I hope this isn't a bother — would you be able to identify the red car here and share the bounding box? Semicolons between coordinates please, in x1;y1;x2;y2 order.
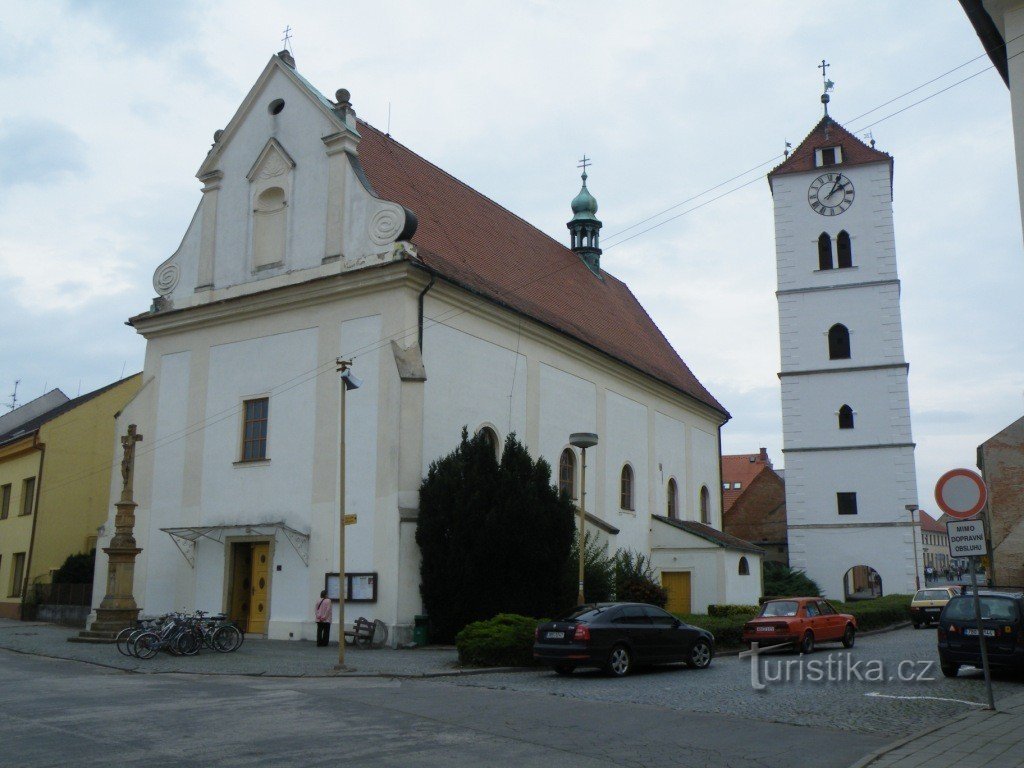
742;597;857;653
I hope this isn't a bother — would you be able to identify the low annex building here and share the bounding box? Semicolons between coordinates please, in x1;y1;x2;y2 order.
90;52;762;642
0;377;142;620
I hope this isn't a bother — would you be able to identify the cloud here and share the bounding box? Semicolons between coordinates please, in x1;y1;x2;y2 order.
0;118;87;186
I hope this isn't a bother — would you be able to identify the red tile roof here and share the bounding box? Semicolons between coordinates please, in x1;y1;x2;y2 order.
768;116;892;184
354;120;727;417
721;450;773;512
919;510;946;534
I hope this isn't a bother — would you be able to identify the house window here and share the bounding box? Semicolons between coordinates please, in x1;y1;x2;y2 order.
20;477;35;516
559;449;576;499
667;478;678;519
816;146;843;167
732;482;742;490
818;233;833;270
477;426;500;460
722;482;729;491
700;485;711;525
620;465;634;511
241;398;270;461
738;556;750;575
837;230;852;268
9;552;25;598
837;492;858;515
828;323;851;360
838;404;855;429
0;484;9;520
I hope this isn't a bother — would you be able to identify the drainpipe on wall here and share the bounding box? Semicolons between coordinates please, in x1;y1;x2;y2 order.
21;435;46;621
417;267;437;351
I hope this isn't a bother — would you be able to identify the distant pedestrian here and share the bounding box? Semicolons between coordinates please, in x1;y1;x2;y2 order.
315;590;332;647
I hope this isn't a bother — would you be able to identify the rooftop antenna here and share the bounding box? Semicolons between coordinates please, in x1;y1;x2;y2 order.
6;379;19;411
281;25;293;53
863;130;876;148
387;101;392;136
119;361;127;380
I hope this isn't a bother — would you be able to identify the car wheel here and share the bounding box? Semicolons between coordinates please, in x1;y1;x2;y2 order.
912;620;921;629
687;639;713;669
841;624;856;648
606;644;633;677
941;662;960;678
554;663;574;676
799;631;815;655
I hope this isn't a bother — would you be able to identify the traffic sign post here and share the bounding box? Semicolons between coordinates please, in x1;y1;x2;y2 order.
941;473;995;711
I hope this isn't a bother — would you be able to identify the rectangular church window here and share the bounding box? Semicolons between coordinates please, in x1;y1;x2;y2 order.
837;492;858;515
241;397;270;461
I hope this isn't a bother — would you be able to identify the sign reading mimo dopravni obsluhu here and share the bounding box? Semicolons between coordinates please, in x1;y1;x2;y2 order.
946;518;987;558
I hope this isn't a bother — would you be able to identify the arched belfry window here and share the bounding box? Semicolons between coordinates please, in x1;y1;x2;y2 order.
559;449;576;499
700;485;711;524
837;230;852;268
738;557;750;575
253;187;287;269
477;426;500;459
818;233;833;270
838;404;855;429
828;324;851;360
667;479;679;520
620;465;634;511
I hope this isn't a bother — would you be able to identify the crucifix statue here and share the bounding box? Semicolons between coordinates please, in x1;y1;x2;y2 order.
119;423;143;502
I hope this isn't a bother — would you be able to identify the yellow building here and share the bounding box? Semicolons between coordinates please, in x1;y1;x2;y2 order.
0;375;142;620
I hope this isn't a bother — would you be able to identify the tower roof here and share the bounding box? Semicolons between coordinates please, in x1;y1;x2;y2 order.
767;115;892;188
570;172;599;221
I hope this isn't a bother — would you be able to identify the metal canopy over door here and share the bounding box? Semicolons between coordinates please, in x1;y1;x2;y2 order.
662;571;692;615
249;542;271;634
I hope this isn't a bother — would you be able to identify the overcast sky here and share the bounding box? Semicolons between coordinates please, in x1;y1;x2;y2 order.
1;1;1021;515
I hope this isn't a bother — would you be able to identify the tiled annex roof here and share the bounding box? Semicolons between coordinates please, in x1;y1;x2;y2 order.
652;515;764;554
721;452;773;512
354;120;728;417
919;510;947;534
767;116;892;184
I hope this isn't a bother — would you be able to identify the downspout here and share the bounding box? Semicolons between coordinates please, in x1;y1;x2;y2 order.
417;268;436;351
21;435;45;620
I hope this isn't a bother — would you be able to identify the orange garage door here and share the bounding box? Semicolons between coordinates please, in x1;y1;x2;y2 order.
662;571;692;615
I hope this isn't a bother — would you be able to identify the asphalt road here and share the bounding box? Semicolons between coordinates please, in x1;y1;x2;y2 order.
2;649;883;768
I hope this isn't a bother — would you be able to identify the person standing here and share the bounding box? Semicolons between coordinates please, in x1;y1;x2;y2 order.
315;590;333;647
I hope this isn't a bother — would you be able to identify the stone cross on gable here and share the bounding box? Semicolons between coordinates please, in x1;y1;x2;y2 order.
119;423;143;502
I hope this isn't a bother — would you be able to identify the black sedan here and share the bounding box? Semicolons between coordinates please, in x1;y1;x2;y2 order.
533;602;714;676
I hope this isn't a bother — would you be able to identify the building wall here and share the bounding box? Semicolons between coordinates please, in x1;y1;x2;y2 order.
723;471;788;565
0;440;42;619
30;376;143;589
979;416;1024;587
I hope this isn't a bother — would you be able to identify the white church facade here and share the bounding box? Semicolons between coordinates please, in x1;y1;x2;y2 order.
769;106;922;600
90;52;762;643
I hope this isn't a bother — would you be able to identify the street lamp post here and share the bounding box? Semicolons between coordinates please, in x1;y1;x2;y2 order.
336;359;362;670
569;432;598;606
906;503;921;590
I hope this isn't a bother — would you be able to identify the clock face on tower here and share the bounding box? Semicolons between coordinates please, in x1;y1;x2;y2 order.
807;172;855;216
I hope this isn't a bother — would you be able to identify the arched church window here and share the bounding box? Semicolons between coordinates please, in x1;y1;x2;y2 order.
667;478;679;520
818;233;833;270
837;230;853;268
559;449;576;499
738;557;750;575
838;405;855;429
477;426;500;459
253;186;287;269
700;485;711;525
620;465;634;511
828;324;851;360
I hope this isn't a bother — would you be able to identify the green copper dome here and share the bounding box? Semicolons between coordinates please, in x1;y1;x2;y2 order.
570;172;599;221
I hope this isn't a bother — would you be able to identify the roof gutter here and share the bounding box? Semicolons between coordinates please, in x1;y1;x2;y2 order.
417;266;437;351
959;0;1009;87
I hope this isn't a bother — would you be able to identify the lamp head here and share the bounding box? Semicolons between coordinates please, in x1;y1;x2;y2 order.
341;370;363;391
569;432;599;449
905;504;918;513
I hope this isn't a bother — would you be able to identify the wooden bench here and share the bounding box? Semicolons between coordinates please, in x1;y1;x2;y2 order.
344;617;386;648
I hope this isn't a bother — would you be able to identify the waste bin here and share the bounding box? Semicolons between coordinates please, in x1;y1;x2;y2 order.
413;614;429;645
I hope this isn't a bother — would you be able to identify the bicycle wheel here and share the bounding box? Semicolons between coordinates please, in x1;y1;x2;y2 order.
134;631;160;660
127;628;150;658
175;631;200;656
212;624;242;653
115;626;135;657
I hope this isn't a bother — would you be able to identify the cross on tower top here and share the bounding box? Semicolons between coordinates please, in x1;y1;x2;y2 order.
577;155;591;178
282;25;293;52
818;59;829;83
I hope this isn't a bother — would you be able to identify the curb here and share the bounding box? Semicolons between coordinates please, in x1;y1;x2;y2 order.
846;711;975;768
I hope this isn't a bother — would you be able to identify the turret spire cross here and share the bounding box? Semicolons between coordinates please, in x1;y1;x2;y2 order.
282;25;293;52
577;155;591;178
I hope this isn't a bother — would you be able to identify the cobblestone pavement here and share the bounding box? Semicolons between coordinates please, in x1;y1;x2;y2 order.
0;619;460;677
444;627;1024;737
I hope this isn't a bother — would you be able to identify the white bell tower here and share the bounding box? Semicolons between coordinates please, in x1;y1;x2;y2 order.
768;89;921;600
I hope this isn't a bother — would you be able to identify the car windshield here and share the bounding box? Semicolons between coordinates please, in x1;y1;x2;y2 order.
759;601;799;617
560;606;610;622
915;590;951;601
944;596;1019;622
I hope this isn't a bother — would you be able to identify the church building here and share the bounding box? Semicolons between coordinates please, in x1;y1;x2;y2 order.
768;82;921;600
89;52;762;642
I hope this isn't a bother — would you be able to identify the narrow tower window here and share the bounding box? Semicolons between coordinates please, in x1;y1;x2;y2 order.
838;404;855;429
667;478;678;520
837;230;852;268
837;492;858;515
559;448;576;499
828;324;851;360
700;485;711;525
818;233;833;270
620;465;634;511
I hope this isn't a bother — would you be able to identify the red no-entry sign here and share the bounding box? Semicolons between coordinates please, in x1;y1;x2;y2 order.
934;468;988;519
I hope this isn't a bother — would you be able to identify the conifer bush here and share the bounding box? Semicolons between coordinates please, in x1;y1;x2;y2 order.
455;613;542;667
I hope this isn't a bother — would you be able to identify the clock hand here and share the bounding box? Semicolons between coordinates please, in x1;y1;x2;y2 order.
827;176;844;198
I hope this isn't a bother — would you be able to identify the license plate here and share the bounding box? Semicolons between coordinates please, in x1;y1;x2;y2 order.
756;626;775;632
545;631;564;639
964;628;995;637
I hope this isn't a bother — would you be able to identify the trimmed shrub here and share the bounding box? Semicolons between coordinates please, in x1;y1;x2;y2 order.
676;613;747;648
614;550;668;608
456;614;541;667
763;562;821;598
834;594;912;631
708;604;758;618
